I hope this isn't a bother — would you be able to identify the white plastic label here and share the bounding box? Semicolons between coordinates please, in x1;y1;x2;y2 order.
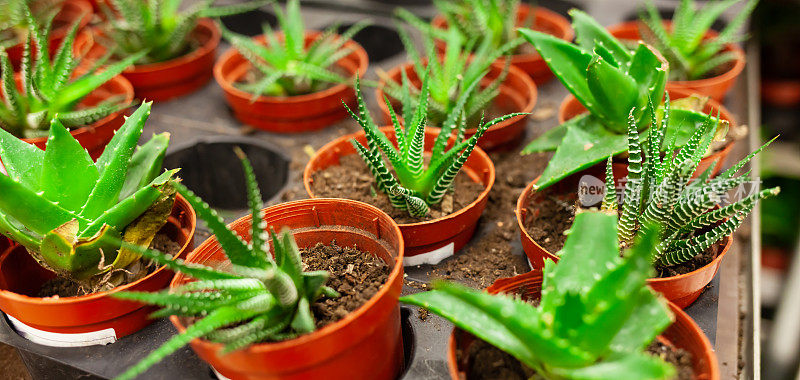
6;315;117;347
404;242;455;267
212;367;231;380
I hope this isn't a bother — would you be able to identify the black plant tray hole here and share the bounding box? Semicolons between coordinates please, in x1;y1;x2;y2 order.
163;138;290;212
219;9;278;37
334;23;404;63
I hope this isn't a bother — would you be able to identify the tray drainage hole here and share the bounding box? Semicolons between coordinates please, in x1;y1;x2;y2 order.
163;140;289;217
332;23;404;63
219;9;278;37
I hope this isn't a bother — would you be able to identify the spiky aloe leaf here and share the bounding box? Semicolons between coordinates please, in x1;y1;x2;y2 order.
120;133;170;200
0;124;44;189
39;118;100;212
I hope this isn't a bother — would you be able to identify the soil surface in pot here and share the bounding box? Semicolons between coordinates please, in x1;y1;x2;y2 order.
523;193;722;277
462;338;695;379
302;241;390;328
37;233;181;298
309;155;484;224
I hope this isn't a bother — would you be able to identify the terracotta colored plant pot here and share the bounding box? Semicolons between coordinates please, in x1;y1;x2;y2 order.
0;194;196;347
78;18;221;102
214;31;369;133
761;79;800;107
558;88;737;180
374;60;537;151
5;71;134;159
607;21;746;101
432;5;573;85
446;271;719;379
170;198;405;380
303;127;494;265
5;0;93;70
515;176;734;308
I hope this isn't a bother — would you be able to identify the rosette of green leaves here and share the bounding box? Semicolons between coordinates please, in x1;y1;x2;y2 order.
0;103;177;282
402;211;676;379
519;9;728;190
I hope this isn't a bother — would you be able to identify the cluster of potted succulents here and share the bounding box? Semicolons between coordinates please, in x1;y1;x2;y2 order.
0;0;768;378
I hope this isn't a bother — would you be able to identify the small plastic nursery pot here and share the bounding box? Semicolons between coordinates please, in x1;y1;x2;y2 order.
0;195;196;347
214;31;369;133
607;21;746;101
170;198;405;380
515;176;734;308
558;88;738;180
374;61;537;151
77;18;221;102
303;127;495;266
431;4;574;84
8;72;134;159
446;271;720;379
5;0;93;70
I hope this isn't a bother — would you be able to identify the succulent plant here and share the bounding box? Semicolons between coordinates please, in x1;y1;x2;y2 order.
0;102;177;284
1;14;142;139
385;11;518;126
399;0;528;51
601;104;780;265
519;9;729;190
219;0;368;98
0;0;61;48
349;76;524;218
402;211;676;379
112;149;338;380
639;0;758;80
99;0;267;65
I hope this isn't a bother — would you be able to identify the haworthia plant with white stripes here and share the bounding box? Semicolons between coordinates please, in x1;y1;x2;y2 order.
348;76;525;218
402;211;676;379
0;102;176;282
0;10;141;138
99;0;266;64
219;0;367;98
602;101;780;266
113;148;338;380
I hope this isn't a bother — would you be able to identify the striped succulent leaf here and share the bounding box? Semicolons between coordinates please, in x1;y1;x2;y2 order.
113;153;337;380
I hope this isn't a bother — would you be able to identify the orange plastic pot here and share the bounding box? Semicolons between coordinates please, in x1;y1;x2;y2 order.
558;87;737;180
375;60;537;151
6;0;93;70
6;72;134;159
78;18;220;102
303;127;494;265
516;177;734;308
0;195;196;346
214;31;368;133
446;271;719;379
170;198;405;380
432;5;573;85
607;21;745;101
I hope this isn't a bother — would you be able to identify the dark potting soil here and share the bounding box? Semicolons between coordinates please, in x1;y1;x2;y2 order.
309;154;485;224
37;233;181;298
302;242;390;328
523;195;721;278
463;338;695;380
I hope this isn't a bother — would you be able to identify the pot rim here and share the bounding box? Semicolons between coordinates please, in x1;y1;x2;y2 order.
515;176;735;285
606;20;746;88
121;18;221;74
169;197;404;353
302;126;496;228
213;30;369;105
374;59;538;134
0;193;196;305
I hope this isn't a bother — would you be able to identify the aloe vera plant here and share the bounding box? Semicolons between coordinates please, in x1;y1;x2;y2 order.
639;0;758;80
0;102;177;285
402;211;676;379
349;77;524;218
99;0;266;65
384;12;518;126
112;149;338;380
0;15;142;139
0;0;61;48
601;106;780;266
398;0;529;52
219;0;368;97
519;9;729;190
